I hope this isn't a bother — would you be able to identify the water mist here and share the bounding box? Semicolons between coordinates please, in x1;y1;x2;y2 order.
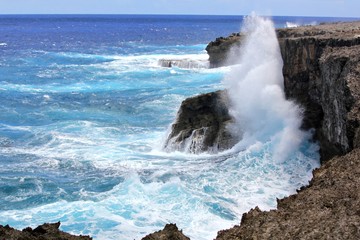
224;14;305;163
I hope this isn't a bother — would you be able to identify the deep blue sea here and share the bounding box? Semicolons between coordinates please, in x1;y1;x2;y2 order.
0;15;357;239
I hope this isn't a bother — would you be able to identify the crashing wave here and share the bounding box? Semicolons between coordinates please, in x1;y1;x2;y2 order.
285;22;299;28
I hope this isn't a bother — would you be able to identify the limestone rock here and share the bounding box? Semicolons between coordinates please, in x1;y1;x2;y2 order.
141;224;190;240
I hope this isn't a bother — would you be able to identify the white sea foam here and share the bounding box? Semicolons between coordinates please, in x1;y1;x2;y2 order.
285;22;299;28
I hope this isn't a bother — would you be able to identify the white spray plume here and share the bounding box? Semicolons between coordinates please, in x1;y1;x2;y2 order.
224;13;305;163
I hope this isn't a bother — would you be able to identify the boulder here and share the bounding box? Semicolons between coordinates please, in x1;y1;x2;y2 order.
163;90;239;153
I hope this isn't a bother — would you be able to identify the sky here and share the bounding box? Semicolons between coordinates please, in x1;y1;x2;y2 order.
0;0;359;18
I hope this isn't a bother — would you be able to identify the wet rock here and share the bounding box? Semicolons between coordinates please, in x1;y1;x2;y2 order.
163;90;239;153
142;224;190;240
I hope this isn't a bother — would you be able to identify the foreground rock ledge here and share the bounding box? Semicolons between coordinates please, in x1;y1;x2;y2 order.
0;222;92;240
142;224;190;240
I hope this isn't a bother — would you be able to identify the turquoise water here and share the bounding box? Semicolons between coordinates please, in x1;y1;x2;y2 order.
0;15;354;239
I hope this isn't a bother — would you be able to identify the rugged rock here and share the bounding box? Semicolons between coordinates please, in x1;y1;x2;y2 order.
215;148;360;240
141;224;190;240
278;22;360;162
0;222;92;240
206;21;360;162
163;90;239;153
205;33;242;68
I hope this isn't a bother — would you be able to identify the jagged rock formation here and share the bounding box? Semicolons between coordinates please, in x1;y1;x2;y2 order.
141;224;190;240
215;148;360;240
205;33;242;68
0;222;92;240
163;90;239;153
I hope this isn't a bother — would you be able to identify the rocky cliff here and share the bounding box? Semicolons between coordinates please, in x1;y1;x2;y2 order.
206;21;360;163
155;21;360;239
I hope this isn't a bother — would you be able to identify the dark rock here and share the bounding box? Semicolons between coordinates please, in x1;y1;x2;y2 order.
163;90;239;153
141;224;190;240
277;22;360;162
0;222;92;240
205;34;243;68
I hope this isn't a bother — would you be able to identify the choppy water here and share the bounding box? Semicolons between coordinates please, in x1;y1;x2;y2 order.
0;15;356;239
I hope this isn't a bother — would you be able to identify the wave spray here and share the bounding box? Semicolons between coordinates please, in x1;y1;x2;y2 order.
224;14;305;163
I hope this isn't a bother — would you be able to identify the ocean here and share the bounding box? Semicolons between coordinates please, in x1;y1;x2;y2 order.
0;15;356;240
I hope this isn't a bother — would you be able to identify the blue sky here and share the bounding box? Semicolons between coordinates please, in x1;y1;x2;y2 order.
0;0;359;17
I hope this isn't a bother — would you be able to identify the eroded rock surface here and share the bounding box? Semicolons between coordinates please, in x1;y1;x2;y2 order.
0;222;92;240
278;22;360;162
163;90;239;153
205;33;242;68
142;224;190;240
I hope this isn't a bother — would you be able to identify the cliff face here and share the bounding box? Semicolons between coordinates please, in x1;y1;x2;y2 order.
207;21;360;162
278;23;360;162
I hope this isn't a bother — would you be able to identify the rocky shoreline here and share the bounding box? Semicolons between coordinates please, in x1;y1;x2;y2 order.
156;21;360;239
1;21;360;240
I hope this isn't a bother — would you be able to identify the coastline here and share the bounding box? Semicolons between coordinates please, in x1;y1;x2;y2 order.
1;20;360;240
144;21;360;239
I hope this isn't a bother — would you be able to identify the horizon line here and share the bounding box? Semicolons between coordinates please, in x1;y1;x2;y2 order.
0;13;359;19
